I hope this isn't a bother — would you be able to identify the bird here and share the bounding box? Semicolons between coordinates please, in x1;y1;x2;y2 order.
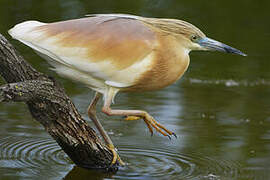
8;13;246;166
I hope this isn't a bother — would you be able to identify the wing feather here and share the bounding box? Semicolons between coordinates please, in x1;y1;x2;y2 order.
8;15;157;88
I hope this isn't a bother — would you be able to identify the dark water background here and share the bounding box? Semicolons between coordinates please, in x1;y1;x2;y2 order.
0;0;270;179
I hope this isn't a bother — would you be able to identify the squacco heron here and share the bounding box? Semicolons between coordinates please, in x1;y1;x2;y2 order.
8;14;246;166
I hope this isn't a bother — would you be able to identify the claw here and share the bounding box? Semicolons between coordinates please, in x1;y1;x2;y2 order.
108;144;125;166
143;115;176;138
172;132;177;138
123;113;176;139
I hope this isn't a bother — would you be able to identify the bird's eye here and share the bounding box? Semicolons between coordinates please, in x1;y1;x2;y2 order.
190;35;198;42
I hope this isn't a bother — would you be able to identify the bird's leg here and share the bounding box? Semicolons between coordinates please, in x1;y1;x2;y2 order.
87;92;124;166
125;115;141;121
102;88;176;138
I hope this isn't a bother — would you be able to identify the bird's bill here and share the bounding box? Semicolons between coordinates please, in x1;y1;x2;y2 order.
198;37;247;56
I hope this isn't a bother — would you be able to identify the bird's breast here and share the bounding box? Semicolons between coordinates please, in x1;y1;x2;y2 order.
124;34;190;92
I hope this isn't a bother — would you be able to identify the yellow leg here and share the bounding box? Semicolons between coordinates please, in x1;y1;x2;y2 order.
88;92;125;166
108;144;125;166
102;87;177;139
125;115;141;121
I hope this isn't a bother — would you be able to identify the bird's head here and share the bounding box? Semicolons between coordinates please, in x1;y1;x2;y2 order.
150;18;246;56
186;30;247;56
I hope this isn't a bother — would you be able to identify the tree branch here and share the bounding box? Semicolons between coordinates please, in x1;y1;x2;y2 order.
0;34;117;171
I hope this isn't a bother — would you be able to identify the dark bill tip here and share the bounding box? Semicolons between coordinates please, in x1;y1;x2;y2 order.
223;43;247;56
198;37;247;56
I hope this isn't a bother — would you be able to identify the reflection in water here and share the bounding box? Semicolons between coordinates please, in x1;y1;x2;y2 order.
64;166;114;180
186;78;270;87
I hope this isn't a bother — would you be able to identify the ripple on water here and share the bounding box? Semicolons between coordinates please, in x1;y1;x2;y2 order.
0;136;71;178
114;147;241;180
0;136;242;180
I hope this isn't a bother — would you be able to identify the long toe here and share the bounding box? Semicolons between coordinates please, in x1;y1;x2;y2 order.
108;144;125;166
144;115;176;138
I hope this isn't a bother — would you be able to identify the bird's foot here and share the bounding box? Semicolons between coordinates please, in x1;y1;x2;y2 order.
125;115;141;121
108;144;125;166
143;114;177;139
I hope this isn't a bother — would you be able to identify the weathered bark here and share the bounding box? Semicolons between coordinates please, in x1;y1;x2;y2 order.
0;34;117;171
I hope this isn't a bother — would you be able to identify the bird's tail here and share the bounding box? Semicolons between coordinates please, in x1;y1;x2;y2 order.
8;21;46;40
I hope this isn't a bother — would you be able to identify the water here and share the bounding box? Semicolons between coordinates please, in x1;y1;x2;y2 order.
0;0;269;179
